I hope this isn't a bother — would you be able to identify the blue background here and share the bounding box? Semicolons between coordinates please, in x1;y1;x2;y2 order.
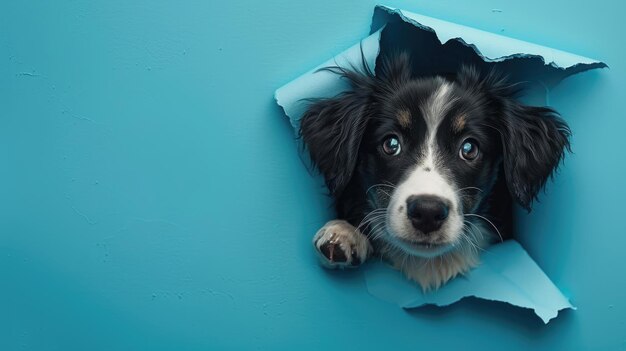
1;1;624;350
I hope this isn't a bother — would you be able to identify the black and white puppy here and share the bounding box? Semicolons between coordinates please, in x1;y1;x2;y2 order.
300;52;570;290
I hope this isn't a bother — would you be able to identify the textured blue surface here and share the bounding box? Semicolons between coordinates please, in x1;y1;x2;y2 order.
1;1;624;350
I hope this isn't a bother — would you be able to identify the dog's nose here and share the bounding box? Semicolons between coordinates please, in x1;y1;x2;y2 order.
406;195;449;234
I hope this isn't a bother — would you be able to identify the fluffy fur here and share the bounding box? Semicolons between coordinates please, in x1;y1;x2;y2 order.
301;52;571;290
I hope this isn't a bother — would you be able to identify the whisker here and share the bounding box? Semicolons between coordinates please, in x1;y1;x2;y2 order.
358;216;387;234
459;224;475;250
455;187;483;194
359;208;386;219
370;219;390;241
357;216;384;234
466;220;494;254
359;209;387;221
464;214;504;243
376;189;393;198
354;213;386;237
464;221;483;242
382;180;397;188
368;220;388;240
365;183;396;195
461;222;484;253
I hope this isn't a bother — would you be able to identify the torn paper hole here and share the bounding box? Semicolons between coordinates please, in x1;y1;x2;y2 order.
275;4;606;323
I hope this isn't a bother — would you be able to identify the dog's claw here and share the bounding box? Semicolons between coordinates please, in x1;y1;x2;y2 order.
320;241;347;263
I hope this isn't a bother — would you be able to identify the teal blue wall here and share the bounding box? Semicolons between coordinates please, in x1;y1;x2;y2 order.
2;1;624;349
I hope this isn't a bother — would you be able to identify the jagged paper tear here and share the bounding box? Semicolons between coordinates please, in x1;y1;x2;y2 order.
275;5;606;323
364;240;574;323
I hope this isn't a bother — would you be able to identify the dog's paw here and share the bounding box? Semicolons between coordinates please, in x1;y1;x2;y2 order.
313;220;371;269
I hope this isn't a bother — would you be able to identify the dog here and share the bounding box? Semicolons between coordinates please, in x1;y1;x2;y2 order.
299;52;571;290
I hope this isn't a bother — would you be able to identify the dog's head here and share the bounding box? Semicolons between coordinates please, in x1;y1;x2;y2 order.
300;53;570;258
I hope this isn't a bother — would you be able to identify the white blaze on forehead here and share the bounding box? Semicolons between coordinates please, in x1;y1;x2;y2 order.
420;79;456;170
421;79;455;131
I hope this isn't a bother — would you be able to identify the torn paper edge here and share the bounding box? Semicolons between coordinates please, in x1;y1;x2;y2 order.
364;240;575;324
372;5;607;72
275;5;606;133
275;30;382;134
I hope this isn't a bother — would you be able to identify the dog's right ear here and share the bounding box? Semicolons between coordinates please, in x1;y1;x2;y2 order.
300;53;413;197
299;74;372;197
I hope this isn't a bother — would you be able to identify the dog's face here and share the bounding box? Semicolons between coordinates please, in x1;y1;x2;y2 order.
301;53;570;259
360;77;504;257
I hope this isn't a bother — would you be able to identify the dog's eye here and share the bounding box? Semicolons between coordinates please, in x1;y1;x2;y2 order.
382;135;401;156
460;139;479;161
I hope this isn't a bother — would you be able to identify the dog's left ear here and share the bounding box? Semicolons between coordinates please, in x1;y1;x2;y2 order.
497;99;571;210
458;65;572;210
